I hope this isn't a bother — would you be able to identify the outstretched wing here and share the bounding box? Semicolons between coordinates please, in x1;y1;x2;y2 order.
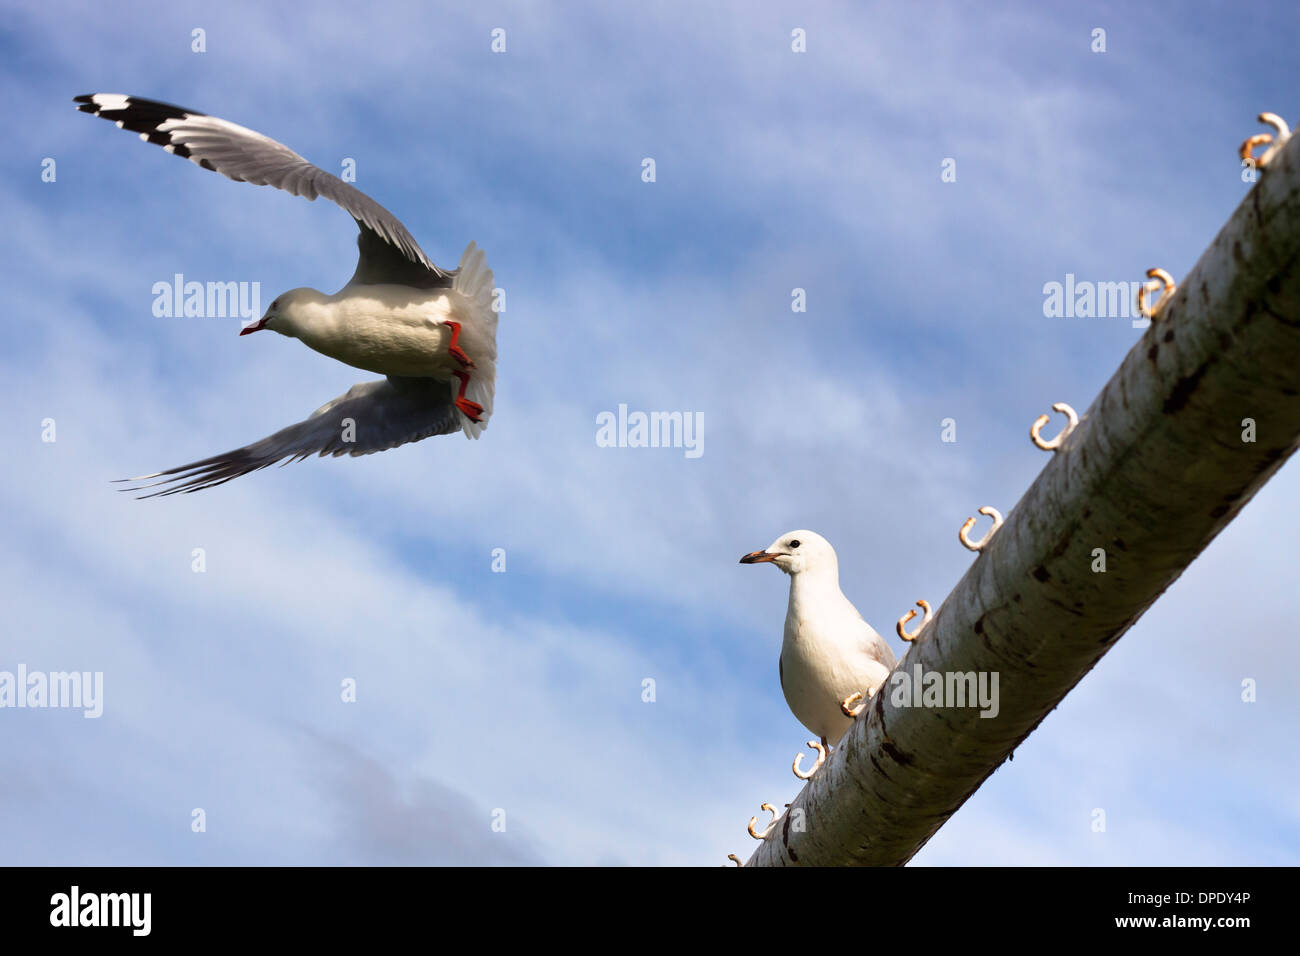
122;377;462;498
74;93;453;283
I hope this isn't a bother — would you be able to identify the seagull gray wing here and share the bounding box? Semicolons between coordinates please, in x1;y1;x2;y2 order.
74;93;453;284
858;619;898;671
121;376;462;497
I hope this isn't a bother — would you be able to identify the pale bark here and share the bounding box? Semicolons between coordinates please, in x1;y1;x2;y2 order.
745;132;1300;866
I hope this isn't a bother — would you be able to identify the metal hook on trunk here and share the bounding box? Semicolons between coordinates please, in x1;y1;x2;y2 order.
897;599;933;641
1137;268;1176;320
1031;402;1079;451
1240;112;1291;169
748;803;778;840
792;740;827;780
960;506;1004;551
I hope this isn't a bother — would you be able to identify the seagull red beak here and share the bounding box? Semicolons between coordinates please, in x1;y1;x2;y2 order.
739;550;779;564
239;317;269;336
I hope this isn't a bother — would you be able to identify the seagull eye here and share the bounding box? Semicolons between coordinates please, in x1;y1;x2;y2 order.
790;540;800;548
271;299;280;311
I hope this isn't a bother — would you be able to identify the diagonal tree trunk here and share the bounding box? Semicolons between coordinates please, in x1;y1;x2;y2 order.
744;129;1300;867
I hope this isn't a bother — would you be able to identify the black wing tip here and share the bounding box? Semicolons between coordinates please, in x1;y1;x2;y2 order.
113;448;300;498
73;93;205;119
73;93;118;112
116;472;236;499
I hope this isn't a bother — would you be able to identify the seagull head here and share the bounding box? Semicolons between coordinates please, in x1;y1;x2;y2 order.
240;288;319;337
739;529;836;576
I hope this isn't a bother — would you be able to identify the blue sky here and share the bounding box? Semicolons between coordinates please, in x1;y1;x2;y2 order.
1;0;1297;865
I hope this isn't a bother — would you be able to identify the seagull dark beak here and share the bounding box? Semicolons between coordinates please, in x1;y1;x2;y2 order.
239;317;269;336
739;550;779;564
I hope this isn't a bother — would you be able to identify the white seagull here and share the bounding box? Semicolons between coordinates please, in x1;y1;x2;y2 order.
74;93;497;497
740;530;898;749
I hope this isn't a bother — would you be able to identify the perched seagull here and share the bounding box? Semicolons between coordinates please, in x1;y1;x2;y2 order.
740;530;898;750
74;93;497;497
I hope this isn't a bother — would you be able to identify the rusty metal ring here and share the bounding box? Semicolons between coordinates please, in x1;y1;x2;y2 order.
1031;402;1079;451
960;506;1004;552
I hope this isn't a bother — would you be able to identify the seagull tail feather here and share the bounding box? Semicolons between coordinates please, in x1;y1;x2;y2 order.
452;241;496;440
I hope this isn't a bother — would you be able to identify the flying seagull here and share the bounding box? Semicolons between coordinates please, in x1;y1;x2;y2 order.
74;93;496;497
740;530;898;750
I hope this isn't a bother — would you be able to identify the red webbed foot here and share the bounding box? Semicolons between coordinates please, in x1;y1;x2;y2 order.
455;398;485;422
452;370;485;423
443;320;476;368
